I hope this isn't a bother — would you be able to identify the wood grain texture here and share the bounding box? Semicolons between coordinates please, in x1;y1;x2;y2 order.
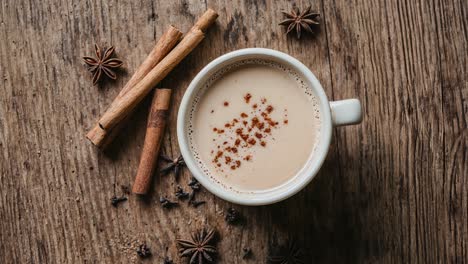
0;0;466;263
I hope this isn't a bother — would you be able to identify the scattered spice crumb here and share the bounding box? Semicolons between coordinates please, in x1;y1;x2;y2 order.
120;185;130;195
136;244;151;258
224;101;229;106
159;197;178;209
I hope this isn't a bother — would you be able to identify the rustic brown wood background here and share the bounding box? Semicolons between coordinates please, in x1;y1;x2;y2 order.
1;0;467;263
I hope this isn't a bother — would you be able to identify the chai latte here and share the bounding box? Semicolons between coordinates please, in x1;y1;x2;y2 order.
189;60;321;191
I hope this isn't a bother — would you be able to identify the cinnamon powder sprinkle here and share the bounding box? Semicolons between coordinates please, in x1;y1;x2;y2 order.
260;141;266;147
241;113;248;118
224;101;229;106
248;138;256;145
255;132;263;139
244;93;252;103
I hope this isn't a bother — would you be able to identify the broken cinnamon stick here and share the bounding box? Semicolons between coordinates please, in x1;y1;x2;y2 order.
86;26;183;148
132;89;171;194
98;9;218;131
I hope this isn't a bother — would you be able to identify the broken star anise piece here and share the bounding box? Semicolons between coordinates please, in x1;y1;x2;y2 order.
160;154;186;179
177;228;217;264
279;6;320;39
268;240;304;264
83;44;123;85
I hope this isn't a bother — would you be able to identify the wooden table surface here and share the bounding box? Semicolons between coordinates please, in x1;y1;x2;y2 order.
1;0;467;263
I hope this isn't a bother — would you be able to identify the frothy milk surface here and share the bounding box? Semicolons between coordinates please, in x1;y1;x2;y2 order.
189;60;321;191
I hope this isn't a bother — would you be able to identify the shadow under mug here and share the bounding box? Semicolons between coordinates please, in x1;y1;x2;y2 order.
177;48;362;206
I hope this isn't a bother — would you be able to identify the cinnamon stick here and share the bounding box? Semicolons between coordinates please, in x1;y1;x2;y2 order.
86;26;183;148
132;89;171;194
98;9;218;131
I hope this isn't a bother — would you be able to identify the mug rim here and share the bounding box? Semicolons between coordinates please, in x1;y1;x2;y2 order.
177;48;332;205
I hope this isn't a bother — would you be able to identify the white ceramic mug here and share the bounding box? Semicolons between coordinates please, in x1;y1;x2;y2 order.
177;48;362;205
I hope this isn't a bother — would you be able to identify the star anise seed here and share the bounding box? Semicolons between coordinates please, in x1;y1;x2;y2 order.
83;44;123;85
177;228;217;264
279;6;320;39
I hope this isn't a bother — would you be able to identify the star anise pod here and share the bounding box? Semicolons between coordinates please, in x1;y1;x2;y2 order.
160;154;186;179
279;6;320;39
268;240;304;264
83;44;123;85
177;228;217;264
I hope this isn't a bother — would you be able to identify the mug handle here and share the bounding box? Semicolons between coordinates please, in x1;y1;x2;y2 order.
329;99;363;126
